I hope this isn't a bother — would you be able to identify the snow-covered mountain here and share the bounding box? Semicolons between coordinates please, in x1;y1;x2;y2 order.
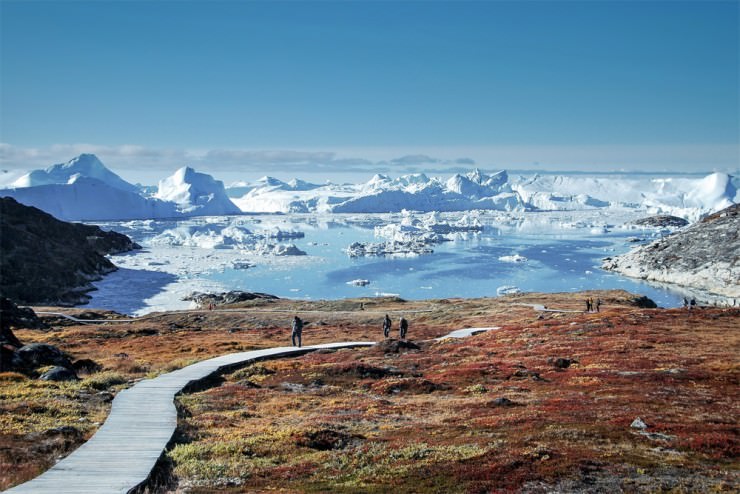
155;167;241;216
11;154;139;194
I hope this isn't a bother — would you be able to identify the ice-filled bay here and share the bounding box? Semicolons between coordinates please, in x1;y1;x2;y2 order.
87;211;687;315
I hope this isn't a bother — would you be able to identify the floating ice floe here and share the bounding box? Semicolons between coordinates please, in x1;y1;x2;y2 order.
375;210;483;244
254;242;307;256
346;240;433;258
498;254;528;263
265;228;305;240
232;261;255;269
347;210;483;258
150;224;306;256
347;279;371;286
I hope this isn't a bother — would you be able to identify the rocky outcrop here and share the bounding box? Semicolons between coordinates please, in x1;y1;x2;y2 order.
0;197;141;305
603;204;739;301
632;215;689;228
184;290;279;307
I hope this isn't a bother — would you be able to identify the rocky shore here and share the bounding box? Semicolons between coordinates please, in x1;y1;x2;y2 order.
603;204;739;304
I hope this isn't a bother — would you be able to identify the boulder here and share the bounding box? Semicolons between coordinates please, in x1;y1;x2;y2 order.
72;358;102;373
375;339;421;354
489;397;518;407
14;343;73;370
630;417;648;429
39;366;79;382
549;357;574;369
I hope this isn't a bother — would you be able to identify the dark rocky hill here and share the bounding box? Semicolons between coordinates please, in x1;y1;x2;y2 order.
0;197;140;305
603;204;739;302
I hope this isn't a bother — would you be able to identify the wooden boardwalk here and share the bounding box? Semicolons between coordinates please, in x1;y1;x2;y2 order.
4;342;373;494
434;326;499;340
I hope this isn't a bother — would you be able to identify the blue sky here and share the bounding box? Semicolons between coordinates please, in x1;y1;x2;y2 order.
1;0;738;184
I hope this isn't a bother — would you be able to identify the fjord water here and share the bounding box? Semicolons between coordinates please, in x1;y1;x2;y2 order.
90;212;685;315
209;221;683;306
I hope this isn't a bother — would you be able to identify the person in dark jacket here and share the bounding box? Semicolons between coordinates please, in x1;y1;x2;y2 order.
399;316;408;339
291;316;303;347
383;314;392;338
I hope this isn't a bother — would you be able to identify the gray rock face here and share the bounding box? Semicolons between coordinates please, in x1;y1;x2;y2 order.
603;204;739;300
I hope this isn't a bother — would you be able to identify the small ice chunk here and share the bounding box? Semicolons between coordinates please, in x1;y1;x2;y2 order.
497;285;521;295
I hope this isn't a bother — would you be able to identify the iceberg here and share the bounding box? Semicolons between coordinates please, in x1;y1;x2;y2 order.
2;176;179;221
11;153;139;194
232;168;736;218
155;167;241;216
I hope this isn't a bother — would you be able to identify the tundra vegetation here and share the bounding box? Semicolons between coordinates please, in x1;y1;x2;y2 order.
1;291;737;492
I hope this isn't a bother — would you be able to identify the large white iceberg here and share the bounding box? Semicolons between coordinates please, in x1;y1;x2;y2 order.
11;153;139;194
155;166;241;216
2;176;179;221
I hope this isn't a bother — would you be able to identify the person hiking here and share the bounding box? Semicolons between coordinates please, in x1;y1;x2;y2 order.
291;316;303;348
383;314;392;338
585;298;591;313
596;298;601;313
399;316;408;339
